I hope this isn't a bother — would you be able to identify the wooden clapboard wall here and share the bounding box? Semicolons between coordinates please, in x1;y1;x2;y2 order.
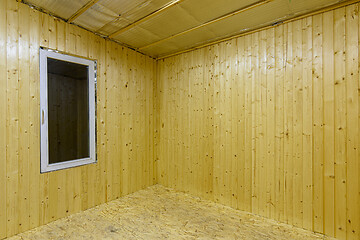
0;0;156;239
156;2;360;240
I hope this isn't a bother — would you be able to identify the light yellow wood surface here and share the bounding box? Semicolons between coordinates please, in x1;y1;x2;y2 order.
156;3;360;239
0;1;156;239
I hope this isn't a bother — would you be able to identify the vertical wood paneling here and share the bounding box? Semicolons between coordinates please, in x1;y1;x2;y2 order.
292;19;303;228
236;37;245;211
334;8;347;240
157;3;360;240
266;28;275;219
6;0;20;236
345;5;359;240
274;24;285;223
0;0;7;238
18;3;30;232
284;22;293;226
312;13;324;234
323;10;336;237
0;1;156;238
302;16;313;231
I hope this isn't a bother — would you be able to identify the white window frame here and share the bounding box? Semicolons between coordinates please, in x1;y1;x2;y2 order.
40;48;96;173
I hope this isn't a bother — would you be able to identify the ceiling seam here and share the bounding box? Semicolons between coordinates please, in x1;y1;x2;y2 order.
138;0;274;51
67;0;100;23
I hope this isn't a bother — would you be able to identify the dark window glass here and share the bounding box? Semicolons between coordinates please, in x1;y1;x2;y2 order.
47;58;89;164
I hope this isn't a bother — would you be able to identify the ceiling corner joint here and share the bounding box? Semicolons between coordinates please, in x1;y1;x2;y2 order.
67;0;100;23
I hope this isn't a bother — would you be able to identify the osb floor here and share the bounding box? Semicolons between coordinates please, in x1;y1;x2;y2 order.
7;185;333;240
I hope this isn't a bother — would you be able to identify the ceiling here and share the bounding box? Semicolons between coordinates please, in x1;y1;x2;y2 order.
24;0;347;58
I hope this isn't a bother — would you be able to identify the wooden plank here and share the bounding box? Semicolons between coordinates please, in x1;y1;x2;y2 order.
118;45;125;196
150;57;155;186
163;55;170;189
152;55;158;186
189;52;195;193
284;22;294;225
345;4;359;240
97;37;107;204
145;56;152;188
112;42;120;199
244;34;253;212
292;19;303;228
312;13;324;234
302;16;313;231
121;47;130;196
323;10;336;237
0;0;7;238
157;59;165;185
178;52;185;192
172;54;181;191
212;44;220;202
151;57;155;187
207;45;214;200
274;24;285;222
198;48;205;197
153;55;159;184
251;32;259;214
18;3;31;233
130;49;138;193
176;52;183;191
236;36;245;211
250;32;257;216
224;40;232;206
334;7;347;240
218;42;226;203
230;38;238;208
259;30;267;217
6;0;20;236
183;52;191;193
173;54;184;189
266;28;275;219
139;54;146;190
196;49;201;195
105;40;114;201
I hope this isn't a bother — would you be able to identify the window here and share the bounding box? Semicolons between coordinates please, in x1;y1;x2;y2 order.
40;48;96;173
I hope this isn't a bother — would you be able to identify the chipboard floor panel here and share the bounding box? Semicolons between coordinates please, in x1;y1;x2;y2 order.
6;185;333;240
